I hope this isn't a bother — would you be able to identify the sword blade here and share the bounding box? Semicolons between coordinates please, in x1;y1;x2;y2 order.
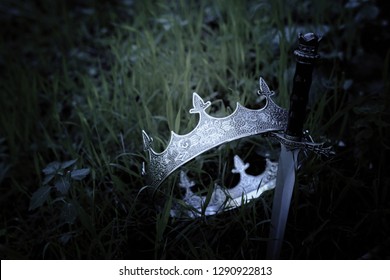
267;144;300;259
266;33;320;259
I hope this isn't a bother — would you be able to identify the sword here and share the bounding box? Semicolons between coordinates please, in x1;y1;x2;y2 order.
267;33;321;259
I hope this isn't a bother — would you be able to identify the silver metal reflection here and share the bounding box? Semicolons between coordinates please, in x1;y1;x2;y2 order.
142;77;288;188
170;155;277;218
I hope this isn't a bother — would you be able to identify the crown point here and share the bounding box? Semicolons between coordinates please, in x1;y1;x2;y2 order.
258;77;273;96
142;130;153;151
232;155;250;174
190;92;211;114
179;171;195;189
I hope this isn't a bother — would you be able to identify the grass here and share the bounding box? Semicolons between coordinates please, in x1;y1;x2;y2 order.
0;0;389;259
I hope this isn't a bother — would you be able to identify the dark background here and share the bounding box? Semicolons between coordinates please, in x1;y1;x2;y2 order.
0;0;389;259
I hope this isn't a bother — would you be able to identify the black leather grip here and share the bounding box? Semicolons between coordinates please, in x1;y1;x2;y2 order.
285;33;320;140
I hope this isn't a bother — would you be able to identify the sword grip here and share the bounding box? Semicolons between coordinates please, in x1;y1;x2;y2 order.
286;33;320;140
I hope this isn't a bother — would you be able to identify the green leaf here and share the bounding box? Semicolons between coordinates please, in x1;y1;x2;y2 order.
60;159;78;170
71;168;90;180
55;177;71;194
42;161;61;175
29;186;51;210
156;193;173;243
42;174;55;185
174;108;181;132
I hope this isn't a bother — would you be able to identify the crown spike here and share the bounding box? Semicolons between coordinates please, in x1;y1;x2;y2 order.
258;77;273;96
189;92;211;114
142;130;153;152
232;155;250;174
179;171;195;189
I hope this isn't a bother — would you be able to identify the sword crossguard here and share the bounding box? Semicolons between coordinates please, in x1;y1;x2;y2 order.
265;132;335;157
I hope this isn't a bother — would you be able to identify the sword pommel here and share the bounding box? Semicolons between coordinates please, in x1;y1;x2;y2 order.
285;33;320;140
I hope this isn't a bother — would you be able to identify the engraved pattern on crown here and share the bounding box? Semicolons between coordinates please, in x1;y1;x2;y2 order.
259;77;272;95
142;77;289;188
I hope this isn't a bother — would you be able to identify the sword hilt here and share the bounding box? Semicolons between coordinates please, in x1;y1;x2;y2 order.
285;33;320;140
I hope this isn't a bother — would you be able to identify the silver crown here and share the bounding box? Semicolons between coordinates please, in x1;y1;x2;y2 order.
142;77;288;188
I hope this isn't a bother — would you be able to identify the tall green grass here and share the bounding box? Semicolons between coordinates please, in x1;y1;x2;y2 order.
0;0;388;259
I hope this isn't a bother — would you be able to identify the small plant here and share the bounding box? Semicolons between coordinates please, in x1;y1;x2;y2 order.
29;159;90;226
